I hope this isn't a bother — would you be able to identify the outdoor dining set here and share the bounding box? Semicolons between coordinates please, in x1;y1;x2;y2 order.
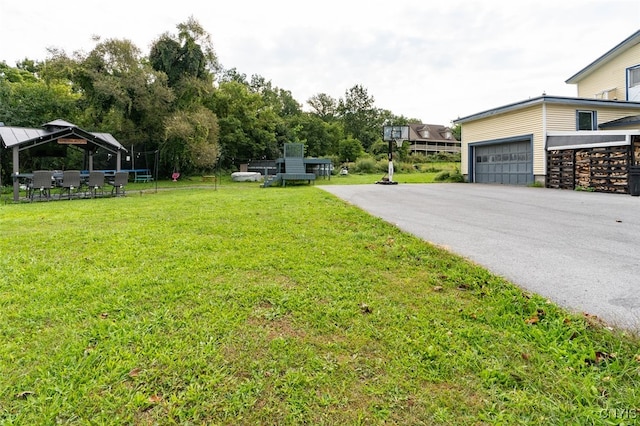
20;170;129;201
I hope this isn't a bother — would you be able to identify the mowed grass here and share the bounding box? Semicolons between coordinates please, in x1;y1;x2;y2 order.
1;184;639;425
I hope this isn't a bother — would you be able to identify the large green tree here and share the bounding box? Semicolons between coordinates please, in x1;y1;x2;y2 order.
307;93;338;122
220;68;248;85
290;113;342;158
337;85;384;152
162;106;220;174
149;16;218;88
148;18;222;174
0;61;84;182
249;75;302;118
338;137;364;163
0;61;81;127
247;74;303;156
68;38;174;147
149;16;219;111
207;81;278;165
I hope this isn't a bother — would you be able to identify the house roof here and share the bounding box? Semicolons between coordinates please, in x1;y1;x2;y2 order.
0;120;126;153
408;123;456;141
453;96;640;124
566;29;640;84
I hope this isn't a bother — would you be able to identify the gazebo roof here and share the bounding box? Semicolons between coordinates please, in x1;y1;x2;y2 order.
0;120;126;154
44;119;77;128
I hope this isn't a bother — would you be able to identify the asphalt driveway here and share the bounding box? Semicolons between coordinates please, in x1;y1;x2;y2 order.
320;183;640;330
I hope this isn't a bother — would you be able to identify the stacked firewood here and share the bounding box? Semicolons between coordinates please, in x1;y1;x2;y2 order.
574;150;591;188
546;150;574;189
548;147;629;193
576;147;628;193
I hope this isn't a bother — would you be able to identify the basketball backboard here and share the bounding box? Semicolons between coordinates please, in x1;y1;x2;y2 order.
383;125;409;141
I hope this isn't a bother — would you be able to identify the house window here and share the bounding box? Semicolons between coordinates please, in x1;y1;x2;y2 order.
628;65;640;101
577;110;597;130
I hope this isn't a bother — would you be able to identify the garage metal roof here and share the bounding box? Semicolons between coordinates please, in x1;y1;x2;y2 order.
454;96;640;124
599;115;640;129
547;133;627;150
0;120;126;153
546;130;640;151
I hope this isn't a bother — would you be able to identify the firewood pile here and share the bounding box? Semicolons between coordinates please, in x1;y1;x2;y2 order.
547;150;574;189
547;146;629;193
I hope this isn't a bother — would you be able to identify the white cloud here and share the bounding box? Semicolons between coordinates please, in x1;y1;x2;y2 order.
1;0;639;125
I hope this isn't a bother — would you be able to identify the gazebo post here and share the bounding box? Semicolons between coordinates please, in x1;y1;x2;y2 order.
12;146;19;202
116;151;122;171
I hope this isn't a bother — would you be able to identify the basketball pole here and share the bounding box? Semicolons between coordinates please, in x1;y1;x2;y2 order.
378;125;405;185
376;137;399;185
387;138;394;183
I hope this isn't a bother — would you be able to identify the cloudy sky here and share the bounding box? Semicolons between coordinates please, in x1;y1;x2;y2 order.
1;0;639;126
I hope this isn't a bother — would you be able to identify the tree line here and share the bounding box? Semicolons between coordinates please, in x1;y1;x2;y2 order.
0;17;431;179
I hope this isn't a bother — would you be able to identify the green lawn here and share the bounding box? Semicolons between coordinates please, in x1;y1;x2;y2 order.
1;182;639;425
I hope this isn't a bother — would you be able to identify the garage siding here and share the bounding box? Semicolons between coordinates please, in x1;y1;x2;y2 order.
545;104;577;130
461;106;544;177
546;103;640;131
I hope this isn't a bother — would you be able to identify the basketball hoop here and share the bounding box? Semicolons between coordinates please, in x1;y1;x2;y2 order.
378;125;409;185
383;125;410;143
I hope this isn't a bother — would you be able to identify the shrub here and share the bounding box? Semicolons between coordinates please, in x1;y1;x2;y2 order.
426;152;462;163
326;155;341;174
448;169;465;182
395;161;416;173
375;159;389;173
421;165;445;173
353;157;378;174
434;171;450;181
407;153;430;164
435;167;465;182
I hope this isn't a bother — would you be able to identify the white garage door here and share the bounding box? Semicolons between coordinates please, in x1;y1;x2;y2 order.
474;141;533;185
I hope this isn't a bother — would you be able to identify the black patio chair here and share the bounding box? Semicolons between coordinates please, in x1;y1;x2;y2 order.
59;170;82;200
86;171;105;198
28;170;54;202
109;171;128;197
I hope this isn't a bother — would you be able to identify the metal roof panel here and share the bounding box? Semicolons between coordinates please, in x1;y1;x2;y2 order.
44;119;77;128
0;126;48;148
91;132;125;150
